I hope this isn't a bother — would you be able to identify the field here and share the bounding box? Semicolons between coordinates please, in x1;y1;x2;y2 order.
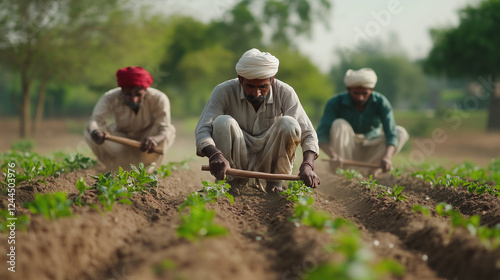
1;117;500;280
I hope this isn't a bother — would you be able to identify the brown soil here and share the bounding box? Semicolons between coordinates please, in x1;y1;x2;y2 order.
1;118;500;280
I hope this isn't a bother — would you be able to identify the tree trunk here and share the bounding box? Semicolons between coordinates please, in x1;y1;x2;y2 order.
487;74;500;131
32;77;48;136
20;70;32;138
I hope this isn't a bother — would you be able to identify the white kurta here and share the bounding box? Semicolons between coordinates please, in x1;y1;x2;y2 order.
195;78;319;179
84;87;175;168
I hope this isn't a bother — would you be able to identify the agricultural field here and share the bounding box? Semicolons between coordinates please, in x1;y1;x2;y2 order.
0;118;500;280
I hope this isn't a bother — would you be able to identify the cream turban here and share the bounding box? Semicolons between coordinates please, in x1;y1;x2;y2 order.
235;48;279;79
344;68;378;88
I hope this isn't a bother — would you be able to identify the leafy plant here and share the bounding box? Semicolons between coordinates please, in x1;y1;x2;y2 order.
281;180;314;203
336;168;363;180
24;192;73;220
412;204;431;217
359;175;382;191
0;210;30;232
200;180;234;204
176;205;228;241
63;153;97;171
73;177;94;206
378;184;408;202
129;163;158;193
155;160;189;178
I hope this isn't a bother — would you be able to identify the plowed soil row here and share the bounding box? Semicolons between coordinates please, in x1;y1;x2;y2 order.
1;160;499;280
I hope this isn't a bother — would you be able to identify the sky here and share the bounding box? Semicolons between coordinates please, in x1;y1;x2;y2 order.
148;0;481;73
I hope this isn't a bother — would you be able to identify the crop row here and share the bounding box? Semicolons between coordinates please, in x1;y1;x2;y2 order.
281;181;404;279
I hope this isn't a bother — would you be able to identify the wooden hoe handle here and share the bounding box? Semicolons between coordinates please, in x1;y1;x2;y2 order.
201;165;300;181
105;134;163;155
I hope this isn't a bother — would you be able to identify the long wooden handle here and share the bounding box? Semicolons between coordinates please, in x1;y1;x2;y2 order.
322;158;380;168
201;165;300;181
105;135;163;155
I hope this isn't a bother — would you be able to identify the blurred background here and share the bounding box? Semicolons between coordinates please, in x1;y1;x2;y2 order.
1;0;499;167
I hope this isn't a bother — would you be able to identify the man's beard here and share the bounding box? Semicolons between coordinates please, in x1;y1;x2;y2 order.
123;98;142;110
246;95;265;105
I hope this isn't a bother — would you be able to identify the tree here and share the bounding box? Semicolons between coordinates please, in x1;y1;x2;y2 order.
0;0;169;138
424;0;500;131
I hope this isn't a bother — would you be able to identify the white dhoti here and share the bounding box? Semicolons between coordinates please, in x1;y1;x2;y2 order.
84;126;173;169
329;119;409;164
212;115;301;186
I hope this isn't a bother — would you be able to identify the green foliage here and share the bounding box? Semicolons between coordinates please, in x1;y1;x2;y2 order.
24;192;73;220
155;160;189;179
0;210;30;232
412;204;431;217
359;175;382;191
176;180;232;242
89;172;132;212
424;0;500;77
176;205;228;242
435;203;500;249
281;180;314;203
62;154;97;172
129;163;158;193
378;184;408;202
10;139;35;152
73;177;93;207
411;161;500;197
290;196;332;231
336;168;363;180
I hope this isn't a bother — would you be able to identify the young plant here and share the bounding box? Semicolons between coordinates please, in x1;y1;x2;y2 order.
129;163;158;193
155;160;189;178
176;204;228;242
200;180;234;204
378;184;408;202
24;192;73;220
63;153;97;171
336;168;363;180
0;210;30;232
73;177;94;206
281;180;314;203
359;175;382;191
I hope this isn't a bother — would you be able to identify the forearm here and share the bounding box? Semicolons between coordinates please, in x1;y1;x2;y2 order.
302;150;318;165
202;145;222;159
383;145;396;160
319;142;336;158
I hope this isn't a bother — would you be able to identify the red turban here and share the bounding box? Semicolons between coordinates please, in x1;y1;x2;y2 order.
116;66;153;89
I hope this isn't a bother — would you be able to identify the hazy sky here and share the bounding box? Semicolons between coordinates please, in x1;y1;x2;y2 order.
149;0;481;72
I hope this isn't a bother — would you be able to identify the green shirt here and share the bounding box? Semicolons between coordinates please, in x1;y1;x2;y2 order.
317;91;398;147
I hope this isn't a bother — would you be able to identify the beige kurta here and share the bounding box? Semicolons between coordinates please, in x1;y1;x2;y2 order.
329;118;409;164
85;87;175;168
195;78;319;178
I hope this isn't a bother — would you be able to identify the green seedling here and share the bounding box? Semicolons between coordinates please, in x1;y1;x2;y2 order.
200;180;234;204
336;168;363;180
281;180;314;203
129;163;158;193
73;177;94;206
378;184;408;202
359;175;382;191
176;205;228;242
155;160;189;178
17;160;44;184
0;210;30;232
63;153;97;171
290;196;331;231
24;192;73;220
412;204;431;217
435;203;500;249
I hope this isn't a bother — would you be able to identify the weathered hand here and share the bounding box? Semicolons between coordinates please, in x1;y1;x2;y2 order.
381;157;392;172
209;153;230;181
141;137;158;153
299;163;320;188
90;129;106;145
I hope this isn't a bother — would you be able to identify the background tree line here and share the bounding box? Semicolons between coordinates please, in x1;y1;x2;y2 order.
0;0;498;138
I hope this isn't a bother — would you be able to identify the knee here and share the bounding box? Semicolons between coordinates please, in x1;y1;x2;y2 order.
276;116;300;135
332;118;350;130
212;115;238;131
396;126;409;145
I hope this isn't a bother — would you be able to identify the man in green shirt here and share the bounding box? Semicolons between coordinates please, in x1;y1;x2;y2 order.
316;68;409;173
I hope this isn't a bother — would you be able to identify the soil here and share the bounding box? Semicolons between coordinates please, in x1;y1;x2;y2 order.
1;118;500;280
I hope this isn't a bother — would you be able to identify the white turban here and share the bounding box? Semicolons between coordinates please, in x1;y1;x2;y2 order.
344;68;378;88
235;48;279;79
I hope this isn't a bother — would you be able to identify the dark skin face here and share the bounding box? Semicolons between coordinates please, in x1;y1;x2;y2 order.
238;75;274;111
347;86;373;111
121;86;148;112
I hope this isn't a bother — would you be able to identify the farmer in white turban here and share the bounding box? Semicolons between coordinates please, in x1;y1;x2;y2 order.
317;68;409;174
195;48;320;194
